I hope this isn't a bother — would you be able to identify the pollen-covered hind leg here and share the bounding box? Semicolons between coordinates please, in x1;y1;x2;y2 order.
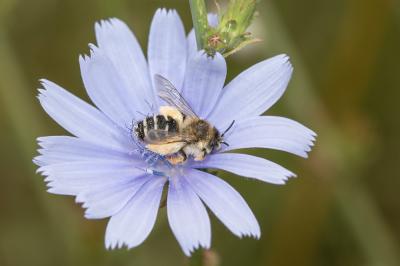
146;142;186;156
193;151;206;161
165;151;187;165
183;144;206;161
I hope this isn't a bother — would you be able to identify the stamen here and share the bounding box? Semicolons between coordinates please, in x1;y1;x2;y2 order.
136;167;166;177
130;134;174;178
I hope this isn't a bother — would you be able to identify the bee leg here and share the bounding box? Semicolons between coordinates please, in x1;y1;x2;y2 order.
146;142;186;156
166;151;187;165
193;150;206;161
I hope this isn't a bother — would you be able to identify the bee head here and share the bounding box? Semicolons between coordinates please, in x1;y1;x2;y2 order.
212;120;235;151
208;130;222;152
203;120;235;154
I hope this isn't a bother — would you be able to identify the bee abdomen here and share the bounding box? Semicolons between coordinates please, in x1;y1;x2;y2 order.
167;116;178;133
135;116;155;140
135;115;179;141
156;115;167;130
146;116;155;130
135;121;145;140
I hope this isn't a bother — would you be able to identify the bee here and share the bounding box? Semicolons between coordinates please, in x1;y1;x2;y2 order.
133;74;234;165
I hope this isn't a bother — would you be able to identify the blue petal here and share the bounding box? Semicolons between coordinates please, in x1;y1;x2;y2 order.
95;18;154;113
182;51;226;118
105;176;166;249
208;54;293;125
184;169;260;238
207;13;219;27
34;136;132;166
148;9;187;101
79;45;139;127
190;153;295;185
221;116;316;158
78;175;149;219
37;80;130;150
39;160;144;196
167;176;211;256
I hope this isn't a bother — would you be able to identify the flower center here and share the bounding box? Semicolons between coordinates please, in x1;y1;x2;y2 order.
134;141;184;178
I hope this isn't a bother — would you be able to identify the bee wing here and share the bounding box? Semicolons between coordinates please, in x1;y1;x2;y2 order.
144;129;194;144
154;74;199;118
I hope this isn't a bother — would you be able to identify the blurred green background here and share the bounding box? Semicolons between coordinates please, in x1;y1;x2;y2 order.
1;0;400;265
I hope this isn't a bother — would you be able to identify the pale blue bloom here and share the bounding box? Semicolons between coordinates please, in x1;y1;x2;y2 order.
34;9;316;256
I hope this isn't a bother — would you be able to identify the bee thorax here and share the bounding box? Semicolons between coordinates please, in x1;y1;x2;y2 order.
184;120;210;140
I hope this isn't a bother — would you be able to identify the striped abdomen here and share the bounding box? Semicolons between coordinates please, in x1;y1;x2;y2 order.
135;114;179;140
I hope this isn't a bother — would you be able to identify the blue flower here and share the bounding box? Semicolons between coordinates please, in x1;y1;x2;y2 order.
34;9;316;256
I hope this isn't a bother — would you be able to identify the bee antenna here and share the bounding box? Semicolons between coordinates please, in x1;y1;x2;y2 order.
221;120;235;137
221;141;230;147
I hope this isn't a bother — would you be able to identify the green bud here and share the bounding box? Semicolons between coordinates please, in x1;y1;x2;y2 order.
189;0;260;58
219;0;256;36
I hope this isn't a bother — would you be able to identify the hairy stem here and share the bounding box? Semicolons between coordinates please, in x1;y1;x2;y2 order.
189;0;209;50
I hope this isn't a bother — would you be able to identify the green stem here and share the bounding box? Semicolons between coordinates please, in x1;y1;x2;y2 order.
186;249;220;266
189;0;209;50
